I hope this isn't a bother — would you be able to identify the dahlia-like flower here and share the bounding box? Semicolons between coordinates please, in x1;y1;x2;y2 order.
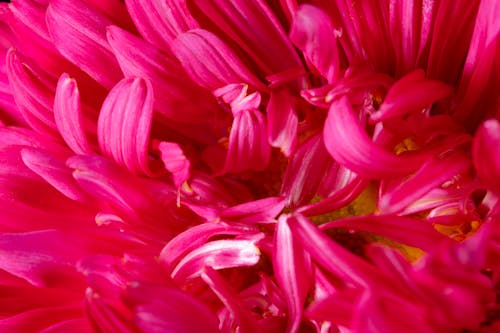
0;0;499;332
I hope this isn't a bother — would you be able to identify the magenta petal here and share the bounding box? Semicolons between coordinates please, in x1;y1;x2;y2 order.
126;283;219;333
39;319;91;333
371;69;453;122
273;216;312;333
379;152;471;214
266;88;298;156
281;134;333;207
324;96;429;178
53;73;93;155
171;238;261;282
287;213;385;287
98;77;155;176
290;4;340;82
0;306;84;333
473;119;500;193
158;141;190;187
220;197;285;224
6;48;58;135
201;266;261;333
0;230;85;287
194;0;302;76
159;223;258;272
20;148;88;202
223;108;271;174
125;0;198;52
46;0;122;89
172;29;264;91
321;215;449;252
305;289;360;327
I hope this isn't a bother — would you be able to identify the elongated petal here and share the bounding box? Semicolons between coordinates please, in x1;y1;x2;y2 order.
220;197;285;224
194;0;302;76
290;4;340;82
0;306;85;333
6;48;57;135
201;267;261;333
287;214;385;288
98;77;154;176
371;70;453;122
46;0;122;89
171;239;261;281
159;223;257;271
125;0;198;52
20;148;88;202
321;215;448;252
54;73;93;155
126;283;219;333
473;119;500;193
379;152;471;214
107;25;218;123
158;142;190;187
281;134;333;207
0;230;85;287
223;109;271;174
266;88;298;156
172;29;264;91
324;96;429;178
273;216;312;333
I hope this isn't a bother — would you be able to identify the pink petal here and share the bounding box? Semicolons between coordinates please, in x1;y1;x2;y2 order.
158;141;190;188
290;4;340;82
281;134;333;207
473;119;500;193
39;319;91;333
107;25;219;123
159;222;258;272
20;147;88;202
223;109;271;174
287;213;386;288
305;289;360;327
201;266;261;333
172;29;265;91
126;283;219;333
53;73;93;155
273;215;312;333
125;0;199;52
5;48;58;135
0;230;85;287
220;197;285;224
370;69;453;122
266;88;298;156
379;152;471;214
194;0;302;76
320;215;449;252
0;306;84;333
171;238;261;282
324;96;433;178
97;77;155;176
46;0;122;89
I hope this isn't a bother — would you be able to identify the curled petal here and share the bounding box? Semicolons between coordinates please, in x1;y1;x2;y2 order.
46;0;121;89
98;77;155;176
54;73;93;155
159;142;190;188
473;119;500;193
371;69;453;122
290;4;340;82
324;96;430;178
273;215;312;333
171;239;261;281
223;109;271;174
220;197;285;224
172;29;264;91
266;89;298;156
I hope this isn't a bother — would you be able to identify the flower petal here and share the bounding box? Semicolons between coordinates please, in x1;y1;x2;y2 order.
46;0;122;89
473;119;500;193
290;4;340;82
97;77;155;176
266;88;298;156
53;73;93;155
172;29;265;91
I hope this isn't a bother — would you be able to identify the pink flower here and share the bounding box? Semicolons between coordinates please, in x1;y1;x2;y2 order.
0;0;499;332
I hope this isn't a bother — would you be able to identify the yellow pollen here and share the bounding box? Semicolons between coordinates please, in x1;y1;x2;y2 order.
394;137;419;155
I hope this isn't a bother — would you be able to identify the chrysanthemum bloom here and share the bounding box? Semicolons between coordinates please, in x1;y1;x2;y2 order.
0;0;499;332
